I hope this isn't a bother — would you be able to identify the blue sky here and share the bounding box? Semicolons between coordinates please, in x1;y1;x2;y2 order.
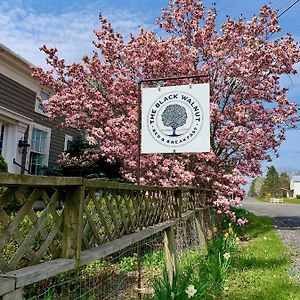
0;0;299;176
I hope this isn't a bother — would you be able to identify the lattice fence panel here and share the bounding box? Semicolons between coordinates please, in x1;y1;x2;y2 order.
0;187;64;272
0;175;206;274
82;187;185;250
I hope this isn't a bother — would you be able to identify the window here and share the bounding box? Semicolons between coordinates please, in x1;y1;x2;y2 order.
29;125;51;175
31;128;47;153
35;90;50;116
64;135;73;151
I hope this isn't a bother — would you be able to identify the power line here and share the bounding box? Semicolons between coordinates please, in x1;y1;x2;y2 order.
274;0;294;12
278;0;300;17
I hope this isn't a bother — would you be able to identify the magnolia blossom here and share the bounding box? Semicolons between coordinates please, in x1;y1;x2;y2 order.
185;284;197;298
32;0;300;221
237;218;248;226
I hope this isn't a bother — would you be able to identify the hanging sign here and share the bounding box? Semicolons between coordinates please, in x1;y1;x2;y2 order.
141;83;210;154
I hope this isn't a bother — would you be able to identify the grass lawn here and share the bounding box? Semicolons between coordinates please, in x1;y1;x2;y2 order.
281;198;300;204
255;196;268;202
226;210;300;300
149;208;300;300
256;196;300;204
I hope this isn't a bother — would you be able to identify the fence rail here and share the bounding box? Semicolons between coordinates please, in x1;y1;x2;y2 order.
0;174;214;299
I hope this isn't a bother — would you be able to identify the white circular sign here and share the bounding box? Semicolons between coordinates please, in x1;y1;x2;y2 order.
147;91;204;147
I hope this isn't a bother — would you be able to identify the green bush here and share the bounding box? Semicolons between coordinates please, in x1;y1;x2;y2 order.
116;253;137;273
0;155;7;172
81;259;112;278
55;133;123;179
296;195;300;199
1;210;62;268
0;155;7;195
142;250;165;269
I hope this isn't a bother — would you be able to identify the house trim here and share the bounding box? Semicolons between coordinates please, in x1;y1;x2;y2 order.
0;105;33;125
0;43;44;95
64;135;73;151
0;106;32;173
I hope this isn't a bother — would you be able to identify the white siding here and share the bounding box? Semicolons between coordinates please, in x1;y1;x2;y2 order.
294;182;300;198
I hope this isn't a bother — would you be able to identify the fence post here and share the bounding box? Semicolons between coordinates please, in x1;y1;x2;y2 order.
195;211;207;252
174;189;182;218
137;242;142;300
61;184;84;261
203;208;213;240
199;190;206;207
189;189;196;210
164;226;177;286
200;191;213;240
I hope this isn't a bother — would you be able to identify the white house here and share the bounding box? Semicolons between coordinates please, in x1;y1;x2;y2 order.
290;176;300;198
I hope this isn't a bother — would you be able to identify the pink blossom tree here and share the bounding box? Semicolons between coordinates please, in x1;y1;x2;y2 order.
32;1;300;222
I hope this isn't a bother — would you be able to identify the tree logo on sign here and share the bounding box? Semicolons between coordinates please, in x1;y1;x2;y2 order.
161;104;187;136
147;91;204;147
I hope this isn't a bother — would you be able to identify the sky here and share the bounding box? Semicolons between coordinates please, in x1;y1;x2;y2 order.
0;0;299;177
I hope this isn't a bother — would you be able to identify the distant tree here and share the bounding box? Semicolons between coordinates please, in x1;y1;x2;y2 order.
161;104;187;136
262;166;279;196
254;177;265;196
278;172;290;196
249;176;265;197
249;178;256;196
278;167;299;177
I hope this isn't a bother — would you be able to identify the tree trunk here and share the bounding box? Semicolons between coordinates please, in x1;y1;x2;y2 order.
172;127;176;136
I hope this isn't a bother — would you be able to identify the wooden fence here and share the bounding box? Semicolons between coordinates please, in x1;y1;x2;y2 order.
0;174;214;299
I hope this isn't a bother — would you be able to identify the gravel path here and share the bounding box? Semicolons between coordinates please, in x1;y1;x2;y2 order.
273;217;300;285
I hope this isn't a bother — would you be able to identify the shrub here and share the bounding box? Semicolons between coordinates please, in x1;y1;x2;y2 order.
142;251;165;269
0;155;8;172
296;195;300;199
116;253;137;273
0;155;7;195
43;133;124;179
1;210;62;269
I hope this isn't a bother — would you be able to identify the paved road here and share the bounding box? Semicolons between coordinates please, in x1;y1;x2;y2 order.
242;197;300;229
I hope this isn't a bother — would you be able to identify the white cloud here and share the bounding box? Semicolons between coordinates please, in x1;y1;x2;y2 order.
0;2;153;68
